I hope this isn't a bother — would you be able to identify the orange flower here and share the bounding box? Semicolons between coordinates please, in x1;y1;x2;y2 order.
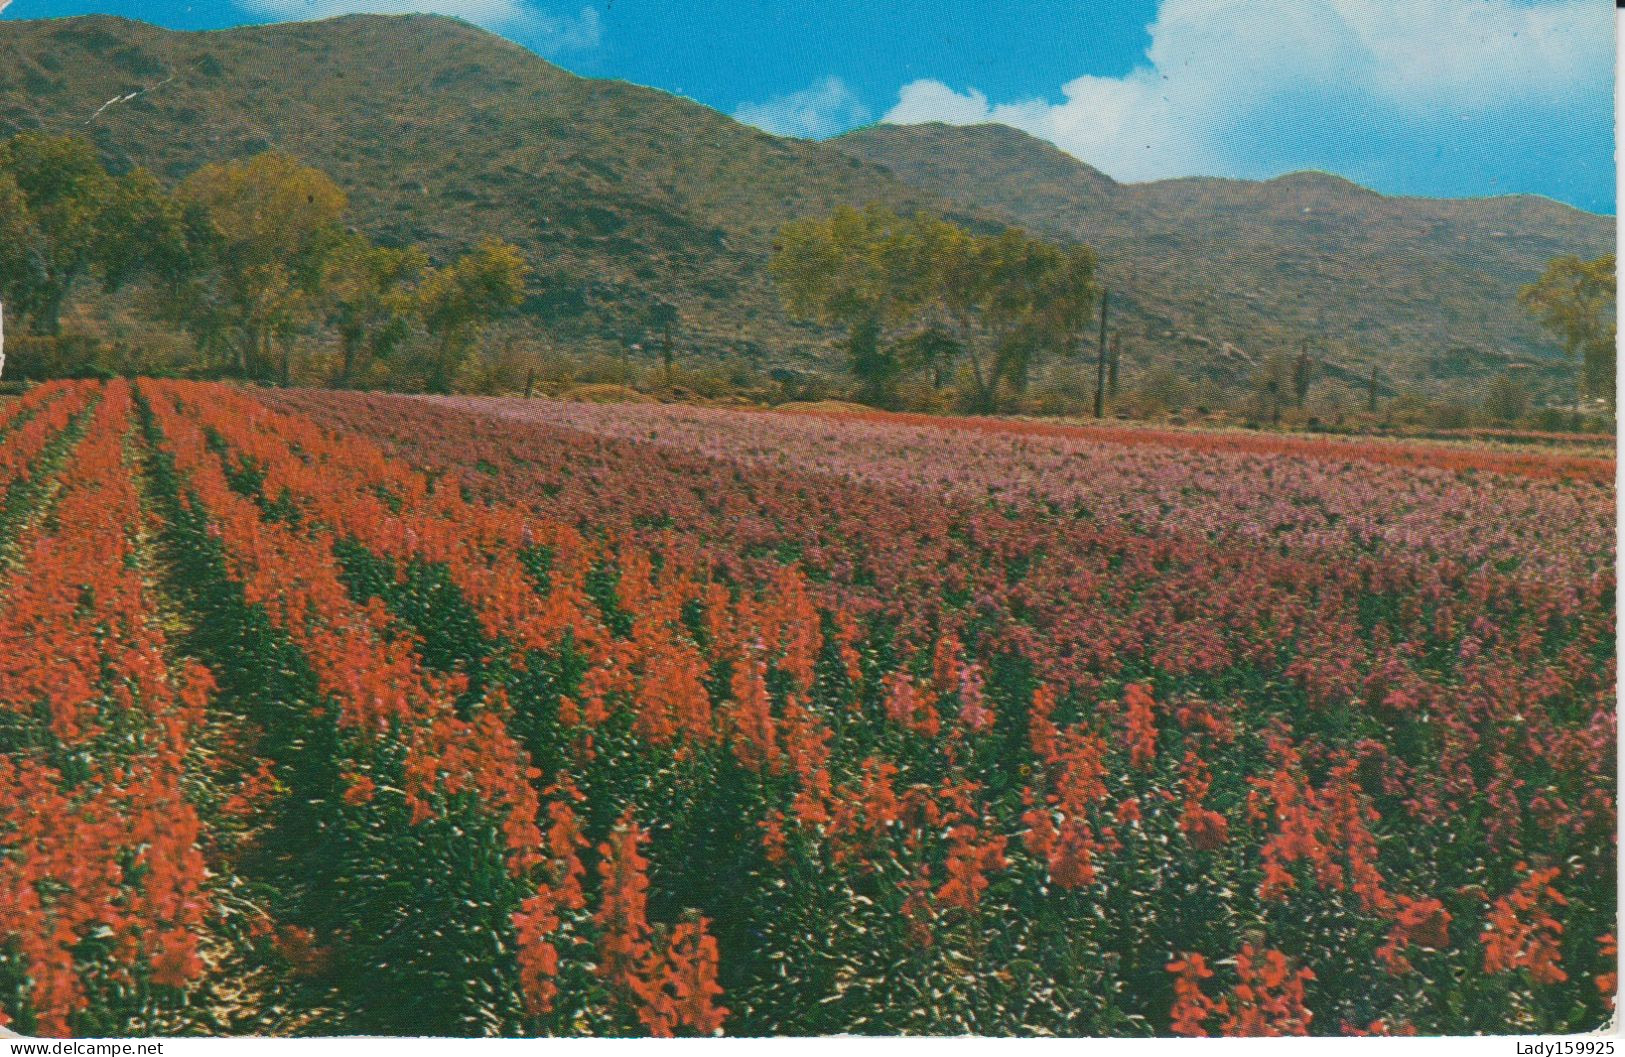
633;919;728;1037
1123;683;1157;770
1597;934;1617;1005
936;822;1008;912
727;659;781;774
513;885;564;1017
1221;945;1315;1037
1179;753;1228;851
342;774;377;806
1028;684;1060;764
595;810;654;995
759;810;788;864
275;925;331;978
1250;740;1390;913
882;670;941;739
1167;944;1314;1037
1483;865;1568;986
1377;896;1451;975
1167;953;1222;1037
1183;807;1230;852
1045;819;1099;890
1397;896;1451;949
900;869;935;949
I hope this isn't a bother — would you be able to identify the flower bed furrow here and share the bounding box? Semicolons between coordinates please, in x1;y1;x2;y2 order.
0;383;99;560
0;382;213;1037
137;381;573;1034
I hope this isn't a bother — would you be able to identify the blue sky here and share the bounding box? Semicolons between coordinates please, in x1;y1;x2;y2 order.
1;0;1614;213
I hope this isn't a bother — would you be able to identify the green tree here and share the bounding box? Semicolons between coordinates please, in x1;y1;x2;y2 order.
938;229;1093;411
893;327;960;389
416;239;529;393
0;133;112;334
1249;354;1293;425
0;133;181;335
98;167;190;294
326;236;427;386
1481;370;1530;423
774;208;1095;411
1520;254;1616;408
1012;241;1097;401
770;205;928;407
0;172;41;325
933;227;1012;411
176;151;349;379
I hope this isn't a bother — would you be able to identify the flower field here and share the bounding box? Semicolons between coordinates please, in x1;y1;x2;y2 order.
0;380;1614;1037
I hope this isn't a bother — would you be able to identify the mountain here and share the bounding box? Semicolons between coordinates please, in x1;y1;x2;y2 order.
0;14;1611;392
834;123;1613;392
0;13;963;367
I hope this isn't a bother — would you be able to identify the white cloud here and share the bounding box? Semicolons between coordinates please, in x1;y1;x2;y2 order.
882;0;1611;186
885;80;995;127
237;1;602;52
536;5;599;52
734;76;872;140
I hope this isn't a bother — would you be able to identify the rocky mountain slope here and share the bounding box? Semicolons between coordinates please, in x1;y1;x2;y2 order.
0;14;1609;391
835;122;1612;391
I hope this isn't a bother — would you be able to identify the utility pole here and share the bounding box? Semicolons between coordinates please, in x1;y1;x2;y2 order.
1368;363;1380;413
1107;332;1120;399
524;367;535;399
1293;339;1313;408
1093;288;1110;419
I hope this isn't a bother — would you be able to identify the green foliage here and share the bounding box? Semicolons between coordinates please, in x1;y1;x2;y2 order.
0;133;182;335
325;237;427;386
1481;371;1531;424
1520;254;1616;407
0;133;113;335
836;124;1613;401
172;151;349;379
416;239;529;392
0;172;43;324
770;205;925;406
97;167;190;292
0;126;532;392
772;208;1096;410
941;228;1095;409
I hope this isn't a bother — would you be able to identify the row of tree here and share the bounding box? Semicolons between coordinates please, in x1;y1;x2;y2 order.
772;205;1617;419
0;133;527;391
770;205;1098;411
1;131;1612;414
